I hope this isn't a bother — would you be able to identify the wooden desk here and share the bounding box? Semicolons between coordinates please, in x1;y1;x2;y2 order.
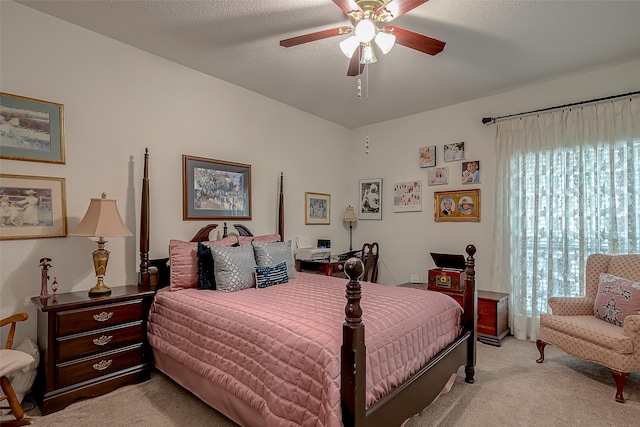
295;259;346;277
399;282;510;346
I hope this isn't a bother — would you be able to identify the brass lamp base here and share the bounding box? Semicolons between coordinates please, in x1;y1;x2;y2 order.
89;239;112;296
89;277;112;296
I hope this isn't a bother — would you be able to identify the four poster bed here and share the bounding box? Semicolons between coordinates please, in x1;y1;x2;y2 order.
137;150;477;427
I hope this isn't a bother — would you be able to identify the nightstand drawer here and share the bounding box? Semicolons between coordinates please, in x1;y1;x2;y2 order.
56;344;144;388
57;321;145;363
57;299;146;336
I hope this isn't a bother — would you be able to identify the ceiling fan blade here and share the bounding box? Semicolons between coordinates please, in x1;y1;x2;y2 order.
280;26;352;47
347;49;365;76
332;0;363;15
390;26;445;55
377;0;429;22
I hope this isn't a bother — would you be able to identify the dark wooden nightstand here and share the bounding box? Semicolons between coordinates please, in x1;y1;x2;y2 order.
31;285;155;415
295;259;346;277
399;282;510;346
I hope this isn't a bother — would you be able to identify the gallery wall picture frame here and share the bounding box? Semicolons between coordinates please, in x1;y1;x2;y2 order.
443;141;465;162
305;192;330;225
419;146;436;168
434;189;480;222
359;178;382;220
0;174;67;240
427;167;449;186
0;92;65;164
182;155;252;220
393;181;422;213
461;160;481;184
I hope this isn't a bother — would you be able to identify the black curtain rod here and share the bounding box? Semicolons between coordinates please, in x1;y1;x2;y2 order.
481;90;640;125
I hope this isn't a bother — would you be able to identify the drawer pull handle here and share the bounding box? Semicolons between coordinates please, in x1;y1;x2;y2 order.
93;359;113;371
93;312;113;322
93;335;113;346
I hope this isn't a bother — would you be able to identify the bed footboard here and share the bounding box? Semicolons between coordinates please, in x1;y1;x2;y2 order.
341;245;477;427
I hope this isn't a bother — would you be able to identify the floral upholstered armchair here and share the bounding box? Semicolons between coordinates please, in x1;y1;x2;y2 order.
536;253;640;403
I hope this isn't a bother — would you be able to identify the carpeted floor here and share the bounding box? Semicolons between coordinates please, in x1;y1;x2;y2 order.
7;337;639;426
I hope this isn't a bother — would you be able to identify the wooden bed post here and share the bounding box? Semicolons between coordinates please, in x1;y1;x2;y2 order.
341;258;366;427
138;148;151;290
463;244;477;383
278;172;284;241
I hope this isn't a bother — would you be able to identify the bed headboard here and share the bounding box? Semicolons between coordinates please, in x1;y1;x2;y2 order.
137;149;286;290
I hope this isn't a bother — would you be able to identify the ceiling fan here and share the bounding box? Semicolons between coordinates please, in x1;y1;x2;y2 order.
279;0;446;77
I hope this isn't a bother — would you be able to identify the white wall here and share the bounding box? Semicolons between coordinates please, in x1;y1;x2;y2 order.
2;1;639;344
347;59;640;289
0;1;352;342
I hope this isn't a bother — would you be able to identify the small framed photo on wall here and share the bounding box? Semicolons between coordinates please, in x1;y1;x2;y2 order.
461;160;480;184
359;178;382;220
427;167;449;186
419;146;436;168
393;181;422;212
305;192;330;225
444;142;465;162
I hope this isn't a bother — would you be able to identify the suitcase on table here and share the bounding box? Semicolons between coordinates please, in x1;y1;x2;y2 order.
428;252;466;292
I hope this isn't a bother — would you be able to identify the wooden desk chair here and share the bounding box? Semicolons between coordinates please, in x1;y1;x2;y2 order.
360;242;379;283
0;313;34;426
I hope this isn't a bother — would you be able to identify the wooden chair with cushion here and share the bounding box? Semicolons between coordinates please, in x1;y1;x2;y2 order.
0;313;34;426
360;242;379;283
536;253;640;403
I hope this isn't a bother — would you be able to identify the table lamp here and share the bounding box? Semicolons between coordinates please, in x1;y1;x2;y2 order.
70;193;132;295
343;206;358;252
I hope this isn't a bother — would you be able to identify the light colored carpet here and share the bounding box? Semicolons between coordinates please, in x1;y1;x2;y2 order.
7;337;639;426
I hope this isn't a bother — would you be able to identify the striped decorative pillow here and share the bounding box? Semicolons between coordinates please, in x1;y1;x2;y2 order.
255;262;289;289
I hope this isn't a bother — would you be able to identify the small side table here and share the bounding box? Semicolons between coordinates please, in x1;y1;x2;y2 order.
295;259;346;277
31;285;154;414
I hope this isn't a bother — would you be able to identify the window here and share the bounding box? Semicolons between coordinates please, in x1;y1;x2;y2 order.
493;96;640;340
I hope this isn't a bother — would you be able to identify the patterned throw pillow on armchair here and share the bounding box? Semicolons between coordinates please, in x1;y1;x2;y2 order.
593;273;640;326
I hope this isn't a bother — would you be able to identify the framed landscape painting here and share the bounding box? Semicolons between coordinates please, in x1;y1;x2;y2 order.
0;92;65;164
182;155;252;220
0;174;67;240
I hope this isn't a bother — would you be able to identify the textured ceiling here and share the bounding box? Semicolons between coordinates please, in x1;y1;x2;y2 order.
15;0;640;128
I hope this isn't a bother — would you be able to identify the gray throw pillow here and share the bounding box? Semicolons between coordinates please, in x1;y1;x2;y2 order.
210;243;257;292
252;240;296;279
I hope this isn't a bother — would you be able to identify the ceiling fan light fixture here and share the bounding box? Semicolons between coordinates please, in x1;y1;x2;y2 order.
355;19;376;43
360;43;377;64
374;31;395;54
340;35;360;58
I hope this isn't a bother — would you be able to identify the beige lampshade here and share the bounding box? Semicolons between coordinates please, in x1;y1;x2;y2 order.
343;206;358;223
70;193;132;237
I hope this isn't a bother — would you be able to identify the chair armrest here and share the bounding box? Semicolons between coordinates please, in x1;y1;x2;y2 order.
548;297;594;316
0;312;28;350
624;315;640;338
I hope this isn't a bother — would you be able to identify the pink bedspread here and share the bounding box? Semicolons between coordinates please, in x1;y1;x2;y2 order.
148;273;462;426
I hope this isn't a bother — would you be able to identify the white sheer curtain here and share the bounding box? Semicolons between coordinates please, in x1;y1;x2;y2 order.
492;95;640;341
